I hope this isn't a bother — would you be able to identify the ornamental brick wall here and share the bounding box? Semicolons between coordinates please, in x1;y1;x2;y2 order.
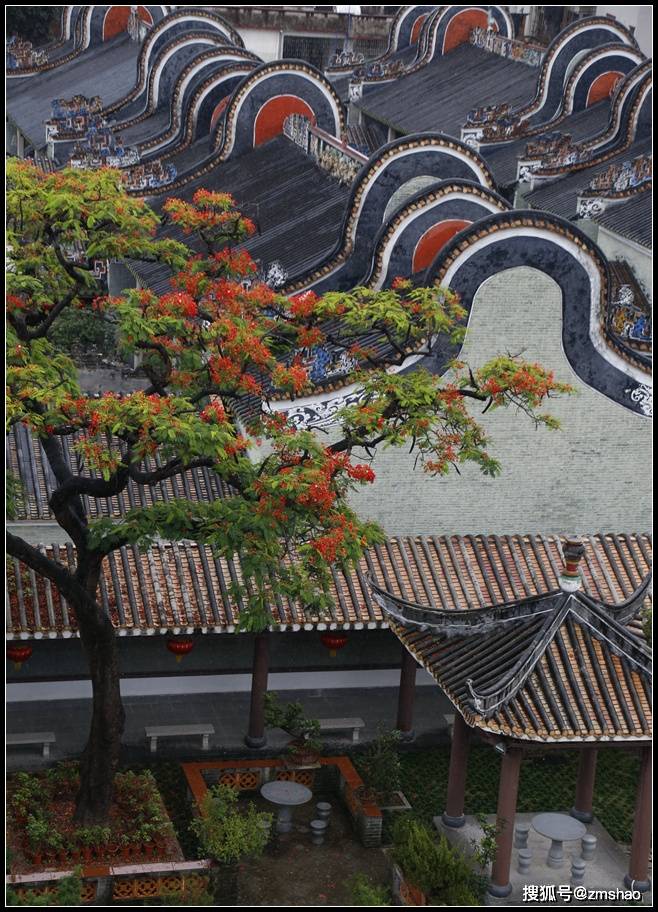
346;266;651;535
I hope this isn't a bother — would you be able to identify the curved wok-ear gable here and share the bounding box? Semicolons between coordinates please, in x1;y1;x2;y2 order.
420;4;514;62
518;16;640;127
132;61;256;162
564;45;645;114
211;60;345;159
102;8;247;115
363;180;510;289
421;210;651;416
285;132;495;293
325;5;440;77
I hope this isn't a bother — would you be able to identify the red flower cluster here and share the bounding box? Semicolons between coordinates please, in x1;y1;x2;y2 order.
289;291;318;318
200;400;227;423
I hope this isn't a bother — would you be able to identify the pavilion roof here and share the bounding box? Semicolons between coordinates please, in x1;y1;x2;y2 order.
7;533;651;644
372;544;652;743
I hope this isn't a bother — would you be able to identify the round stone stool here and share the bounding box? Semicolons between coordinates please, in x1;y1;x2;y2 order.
581;834;597;861
571;856;586;887
514;823;530;849
310;819;328;846
316;802;332;822
517;848;532;875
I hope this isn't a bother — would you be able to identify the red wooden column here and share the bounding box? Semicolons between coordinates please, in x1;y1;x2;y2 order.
244;632;269;749
442;713;471;828
396;647;418;741
571;747;598;823
489;745;523;898
624;745;652;892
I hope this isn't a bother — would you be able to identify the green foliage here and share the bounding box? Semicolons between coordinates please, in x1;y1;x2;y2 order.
6;6;61;43
359;726;402;802
48;305;117;358
8;765;171;856
471;814;501;869
190;784;271;864
349;873;392;905
25;814;63;853
641;606;651;646
157;885;214;906
6;471;24;520
392;816;482;905
263;692;323;751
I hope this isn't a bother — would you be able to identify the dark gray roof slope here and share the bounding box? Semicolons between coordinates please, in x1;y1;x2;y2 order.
355;43;537;138
594;191;652;249
525;136;652;221
483;101;612;186
7;35;140;149
128;135;349;294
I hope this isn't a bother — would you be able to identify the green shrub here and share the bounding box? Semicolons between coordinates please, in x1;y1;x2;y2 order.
190;784;271;864
350;873;391;905
392;816;482;905
359;726;402;802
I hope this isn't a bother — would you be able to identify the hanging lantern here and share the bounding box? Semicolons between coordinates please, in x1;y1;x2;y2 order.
320;631;348;658
166;636;194;663
7;643;33;671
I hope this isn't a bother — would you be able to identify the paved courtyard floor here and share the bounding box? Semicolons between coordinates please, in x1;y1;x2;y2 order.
7;685;452;771
435;814;652;906
237;789;392;905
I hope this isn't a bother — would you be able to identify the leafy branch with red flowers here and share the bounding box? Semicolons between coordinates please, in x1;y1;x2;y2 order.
6;162;573;824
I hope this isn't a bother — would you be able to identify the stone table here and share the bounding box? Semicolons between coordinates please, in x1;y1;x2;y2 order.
260;780;312;834
532;812;587;868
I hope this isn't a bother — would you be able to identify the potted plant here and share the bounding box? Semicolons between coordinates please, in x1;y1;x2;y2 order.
263;693;323;766
74;827;95;863
25;813;61;867
190;784;272;905
358;726;407;808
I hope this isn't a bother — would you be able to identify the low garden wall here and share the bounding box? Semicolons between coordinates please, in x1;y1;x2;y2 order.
7;859;212;904
182;756;383;847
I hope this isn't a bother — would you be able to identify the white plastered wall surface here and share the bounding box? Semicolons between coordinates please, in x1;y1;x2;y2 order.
344;266;651;535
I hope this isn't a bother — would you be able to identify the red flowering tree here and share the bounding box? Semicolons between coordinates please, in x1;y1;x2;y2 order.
6;162;572;823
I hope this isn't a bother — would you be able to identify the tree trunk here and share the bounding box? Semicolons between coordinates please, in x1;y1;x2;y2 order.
74;584;126;825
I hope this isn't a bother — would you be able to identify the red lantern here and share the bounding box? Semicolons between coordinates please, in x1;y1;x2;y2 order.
166;636;194;663
7;643;33;671
320;631;348;658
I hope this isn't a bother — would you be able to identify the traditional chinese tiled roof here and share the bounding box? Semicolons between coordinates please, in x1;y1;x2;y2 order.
593;190;652;249
6;34;141;150
128;135;350;292
525;136;651;221
355;43;537;138
371;538;652;743
7;533;651;641
6;423;235;523
483;101;612;186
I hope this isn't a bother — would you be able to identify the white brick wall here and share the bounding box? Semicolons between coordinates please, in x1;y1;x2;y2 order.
346;267;651;535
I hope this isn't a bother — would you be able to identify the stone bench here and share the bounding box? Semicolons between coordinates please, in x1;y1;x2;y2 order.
7;731;56;758
318;717;365;743
145;724;214;753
